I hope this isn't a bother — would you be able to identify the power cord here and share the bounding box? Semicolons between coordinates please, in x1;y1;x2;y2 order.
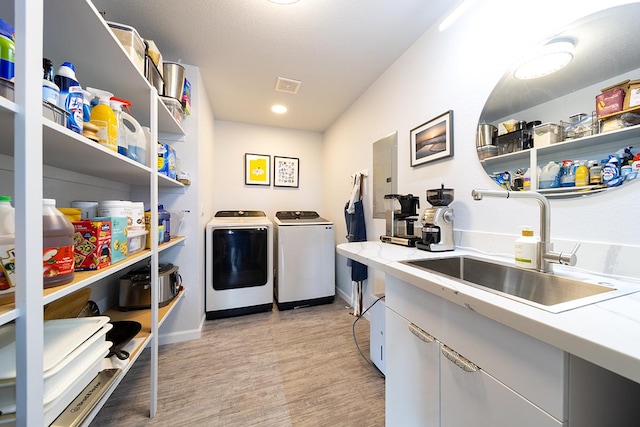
352;295;386;378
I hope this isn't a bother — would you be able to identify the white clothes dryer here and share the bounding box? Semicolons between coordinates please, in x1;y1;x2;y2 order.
205;210;273;319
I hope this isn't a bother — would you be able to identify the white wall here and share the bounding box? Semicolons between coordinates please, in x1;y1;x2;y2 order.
158;65;216;343
323;0;640;301
213;120;324;217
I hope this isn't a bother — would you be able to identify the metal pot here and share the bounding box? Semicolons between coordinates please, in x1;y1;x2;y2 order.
118;263;181;311
476;124;497;148
162;61;185;100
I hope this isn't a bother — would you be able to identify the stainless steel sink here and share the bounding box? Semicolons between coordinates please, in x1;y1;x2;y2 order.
401;256;635;312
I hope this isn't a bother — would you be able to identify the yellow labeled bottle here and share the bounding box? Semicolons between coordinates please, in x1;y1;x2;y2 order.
88;87;118;151
575;161;589;187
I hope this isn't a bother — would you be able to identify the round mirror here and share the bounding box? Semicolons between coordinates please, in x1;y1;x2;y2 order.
477;3;640;198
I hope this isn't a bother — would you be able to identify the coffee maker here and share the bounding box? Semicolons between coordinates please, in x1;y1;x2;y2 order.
380;194;421;247
416;185;454;252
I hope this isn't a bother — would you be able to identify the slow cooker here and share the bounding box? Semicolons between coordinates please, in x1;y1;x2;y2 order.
118;263;181;311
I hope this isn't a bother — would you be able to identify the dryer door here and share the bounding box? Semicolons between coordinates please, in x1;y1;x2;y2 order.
211;227;268;290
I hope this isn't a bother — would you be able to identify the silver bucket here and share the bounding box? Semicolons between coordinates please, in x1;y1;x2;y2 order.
163;61;185;100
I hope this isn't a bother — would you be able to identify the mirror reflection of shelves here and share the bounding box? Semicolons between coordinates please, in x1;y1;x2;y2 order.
481;123;640;196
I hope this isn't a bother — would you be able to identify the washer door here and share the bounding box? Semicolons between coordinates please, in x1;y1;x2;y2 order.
212;228;268;290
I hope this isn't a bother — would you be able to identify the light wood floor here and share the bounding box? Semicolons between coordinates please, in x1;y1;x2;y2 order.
90;297;385;426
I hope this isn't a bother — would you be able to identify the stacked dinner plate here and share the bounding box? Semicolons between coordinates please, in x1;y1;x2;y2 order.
0;317;113;426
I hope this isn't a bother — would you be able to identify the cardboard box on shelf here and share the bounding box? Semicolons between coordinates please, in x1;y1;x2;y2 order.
92;217;128;264
72;220;112;271
596;80;629;117
625;79;640;109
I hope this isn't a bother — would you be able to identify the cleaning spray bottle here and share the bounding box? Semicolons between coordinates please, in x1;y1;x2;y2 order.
87;87;117;151
109;97;131;157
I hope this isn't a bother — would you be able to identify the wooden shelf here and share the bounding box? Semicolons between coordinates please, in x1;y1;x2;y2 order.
42;236;186;305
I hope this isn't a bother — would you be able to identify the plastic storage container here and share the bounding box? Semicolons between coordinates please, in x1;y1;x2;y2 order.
98;200;132;229
160;95;184;124
515;227;539;270
71;200;98;219
42;199;75;288
127;229;148;255
107;22;145;75
533;123;562;147
0;18;15;81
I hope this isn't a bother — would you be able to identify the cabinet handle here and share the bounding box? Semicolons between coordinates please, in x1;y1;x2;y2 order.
408;323;435;343
441;344;479;373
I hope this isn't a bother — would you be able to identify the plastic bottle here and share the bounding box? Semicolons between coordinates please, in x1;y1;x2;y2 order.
514;226;539;270
522;168;531;191
42;58;60;105
602;156;622;187
539;161;560;189
122;111;146;165
575;161;589;186
54;62;83;134
559;160;575;187
0;18;15;81
158;204;171;243
42;198;75;288
87;87;118;151
0;195;16;292
109;97;129;156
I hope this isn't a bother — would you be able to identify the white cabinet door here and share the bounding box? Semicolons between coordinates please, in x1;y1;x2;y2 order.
440;344;562;427
386;307;440;427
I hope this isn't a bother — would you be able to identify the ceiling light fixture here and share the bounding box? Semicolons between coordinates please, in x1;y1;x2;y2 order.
514;40;575;80
271;104;288;114
439;0;478;31
268;0;299;4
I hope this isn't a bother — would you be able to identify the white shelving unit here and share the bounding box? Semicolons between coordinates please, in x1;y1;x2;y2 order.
0;0;188;424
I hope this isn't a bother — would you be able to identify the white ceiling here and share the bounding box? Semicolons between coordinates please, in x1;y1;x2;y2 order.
91;0;453;132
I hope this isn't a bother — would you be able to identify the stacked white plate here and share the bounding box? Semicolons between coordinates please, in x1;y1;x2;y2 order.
0;317;113;426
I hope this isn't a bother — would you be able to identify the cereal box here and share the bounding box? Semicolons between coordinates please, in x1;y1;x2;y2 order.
72;220;112;271
93;216;128;264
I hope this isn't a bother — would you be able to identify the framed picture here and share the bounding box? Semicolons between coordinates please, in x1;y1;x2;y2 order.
245;153;271;186
410;110;454;167
274;156;299;188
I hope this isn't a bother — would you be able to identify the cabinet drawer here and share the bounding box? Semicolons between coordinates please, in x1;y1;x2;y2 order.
385;274;444;341
440;346;562;427
441;297;566;420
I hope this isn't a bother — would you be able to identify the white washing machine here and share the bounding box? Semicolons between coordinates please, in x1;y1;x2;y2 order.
205;210;273;319
273;211;335;310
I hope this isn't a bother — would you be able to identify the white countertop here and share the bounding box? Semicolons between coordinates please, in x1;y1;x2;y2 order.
337;241;640;384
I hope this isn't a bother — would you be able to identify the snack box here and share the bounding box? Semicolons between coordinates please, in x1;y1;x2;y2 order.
625;79;640;109
596;80;628;117
92;217;128;264
72;220;112;271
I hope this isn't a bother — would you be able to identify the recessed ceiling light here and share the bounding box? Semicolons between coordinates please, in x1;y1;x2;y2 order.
514;40;575;80
268;0;299;4
272;104;288;114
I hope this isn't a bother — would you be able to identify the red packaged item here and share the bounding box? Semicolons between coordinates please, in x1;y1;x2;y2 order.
596;80;628;117
72;220;112;271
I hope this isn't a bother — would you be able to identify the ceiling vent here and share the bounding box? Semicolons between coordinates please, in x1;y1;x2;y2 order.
275;77;302;94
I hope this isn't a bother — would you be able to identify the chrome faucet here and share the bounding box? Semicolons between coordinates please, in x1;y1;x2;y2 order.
471;189;580;273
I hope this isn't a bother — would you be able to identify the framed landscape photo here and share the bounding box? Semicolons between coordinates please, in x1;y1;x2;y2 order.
410;110;454;167
274;156;299;188
245;153;271;186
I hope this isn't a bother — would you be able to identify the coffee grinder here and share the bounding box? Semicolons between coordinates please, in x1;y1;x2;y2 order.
379;194;421;247
416;184;454;252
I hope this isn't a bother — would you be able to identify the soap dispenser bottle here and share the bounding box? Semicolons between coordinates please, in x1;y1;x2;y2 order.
515;226;539;270
87;87;117;151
